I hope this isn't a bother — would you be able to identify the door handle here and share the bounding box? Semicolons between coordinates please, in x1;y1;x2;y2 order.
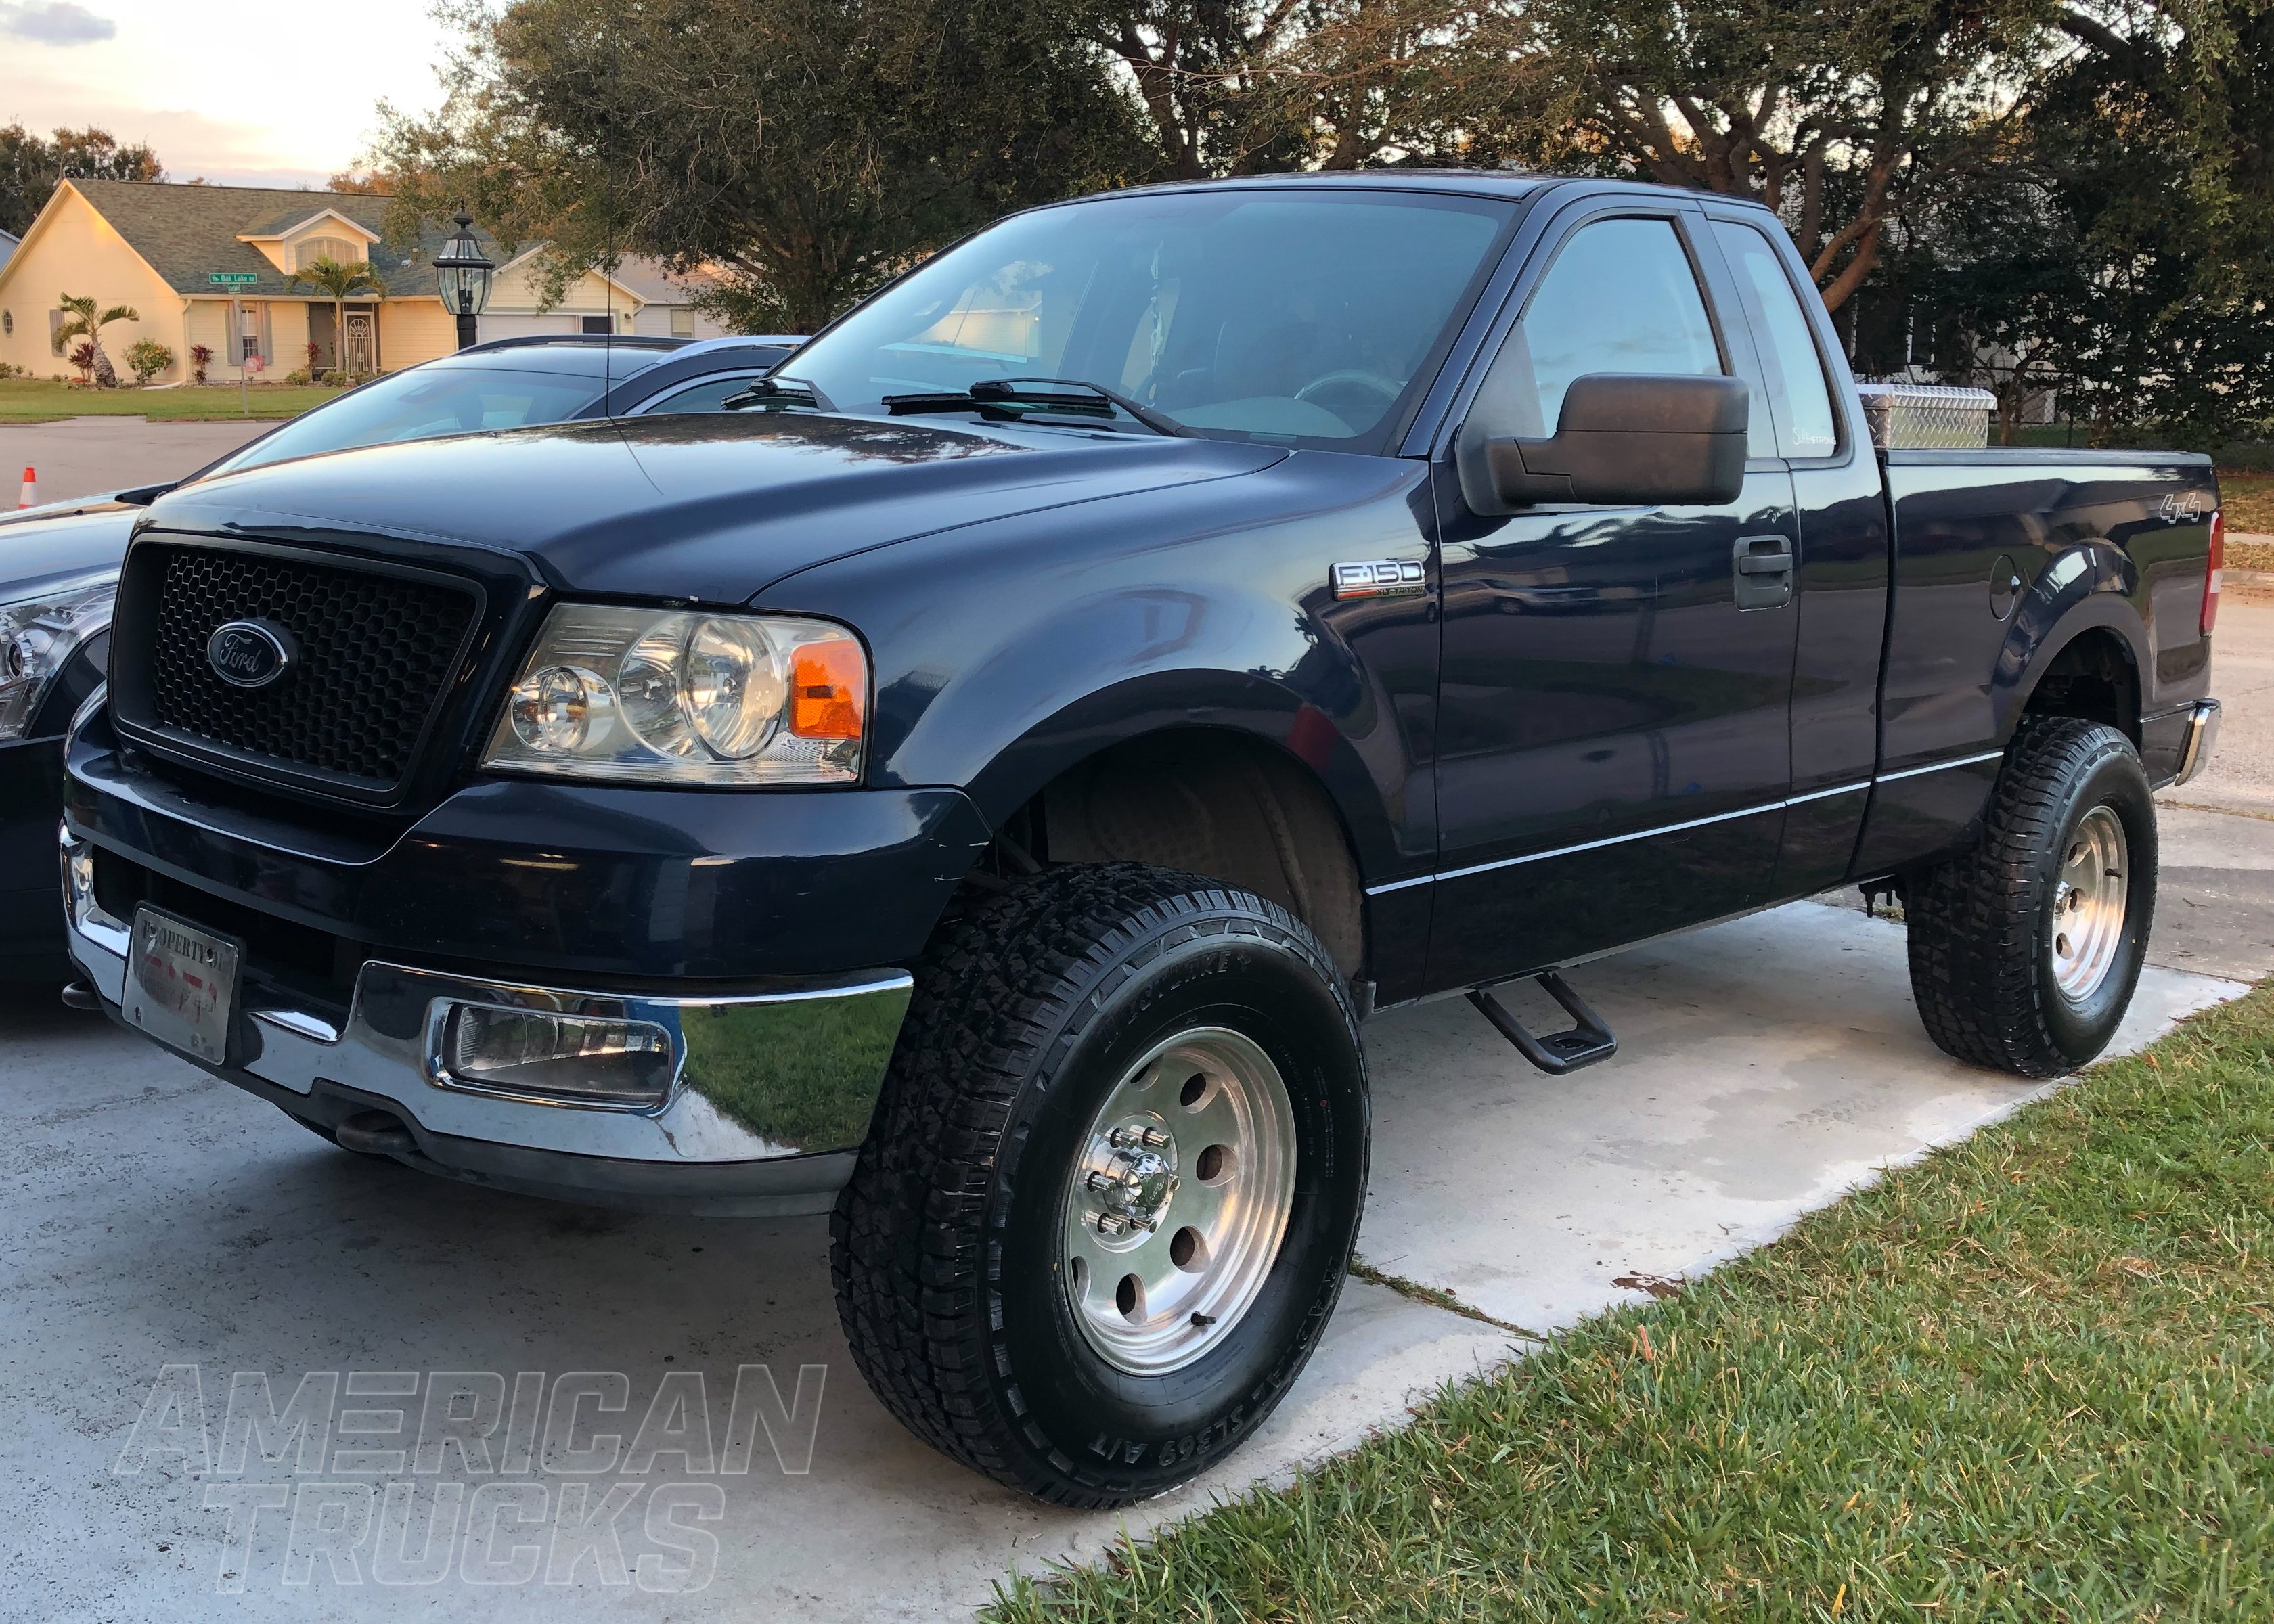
1735;536;1794;573
1733;535;1794;610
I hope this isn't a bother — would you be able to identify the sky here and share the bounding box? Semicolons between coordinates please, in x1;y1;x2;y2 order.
0;0;449;187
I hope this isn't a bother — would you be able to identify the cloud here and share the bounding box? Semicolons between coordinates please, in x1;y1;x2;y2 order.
0;1;117;45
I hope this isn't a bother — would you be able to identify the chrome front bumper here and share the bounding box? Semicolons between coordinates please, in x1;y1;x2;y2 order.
62;827;910;1215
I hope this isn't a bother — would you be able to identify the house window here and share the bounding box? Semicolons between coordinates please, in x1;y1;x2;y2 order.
669;307;694;339
1;309;11;336
238;302;270;365
293;235;363;272
581;316;610;335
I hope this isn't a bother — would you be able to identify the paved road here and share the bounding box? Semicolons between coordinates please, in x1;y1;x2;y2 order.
2171;576;2274;817
0;602;2264;1621
1;416;272;506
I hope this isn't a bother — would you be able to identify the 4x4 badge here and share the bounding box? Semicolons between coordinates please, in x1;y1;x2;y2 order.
206;618;298;689
1331;560;1425;600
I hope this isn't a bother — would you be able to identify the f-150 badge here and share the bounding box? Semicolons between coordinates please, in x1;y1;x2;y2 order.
1332;560;1426;599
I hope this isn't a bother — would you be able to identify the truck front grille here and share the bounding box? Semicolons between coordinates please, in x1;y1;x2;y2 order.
120;541;478;794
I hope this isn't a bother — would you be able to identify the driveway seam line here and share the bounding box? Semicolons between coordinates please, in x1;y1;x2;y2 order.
1348;1257;1546;1340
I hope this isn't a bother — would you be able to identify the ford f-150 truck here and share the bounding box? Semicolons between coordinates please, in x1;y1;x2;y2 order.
59;172;2223;1507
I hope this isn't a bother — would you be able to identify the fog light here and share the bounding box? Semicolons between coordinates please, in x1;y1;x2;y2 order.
58;823;122;937
64;831;95;914
439;1002;675;1106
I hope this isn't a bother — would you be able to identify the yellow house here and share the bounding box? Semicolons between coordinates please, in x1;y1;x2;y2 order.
0;179;485;384
0;179;749;384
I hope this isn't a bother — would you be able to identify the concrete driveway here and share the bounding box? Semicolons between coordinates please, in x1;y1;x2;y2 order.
3;601;2267;1622
2;417;273;506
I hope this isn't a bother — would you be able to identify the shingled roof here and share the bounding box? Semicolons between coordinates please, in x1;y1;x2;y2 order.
65;179;497;299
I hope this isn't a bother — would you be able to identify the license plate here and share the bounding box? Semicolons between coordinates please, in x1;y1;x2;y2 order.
124;907;242;1064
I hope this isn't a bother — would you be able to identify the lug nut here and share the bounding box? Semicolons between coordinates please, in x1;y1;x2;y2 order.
1086;1171;1116;1193
1094;1212;1128;1236
1140;1127;1169;1150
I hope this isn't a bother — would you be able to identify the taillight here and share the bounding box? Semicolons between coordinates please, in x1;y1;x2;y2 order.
2203;508;2224;635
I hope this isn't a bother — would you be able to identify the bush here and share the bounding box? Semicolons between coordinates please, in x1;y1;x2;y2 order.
189;344;213;386
66;339;96;384
125;338;174;385
280;367;312;386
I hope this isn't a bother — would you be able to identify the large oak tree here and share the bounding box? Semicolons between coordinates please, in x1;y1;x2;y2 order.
376;0;1151;332
1481;0;2061;309
0;125;162;237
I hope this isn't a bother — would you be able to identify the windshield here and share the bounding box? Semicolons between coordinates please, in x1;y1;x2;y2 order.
204;351;663;476
787;187;1517;451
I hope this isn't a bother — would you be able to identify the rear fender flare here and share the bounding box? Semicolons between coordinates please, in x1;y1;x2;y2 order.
1992;541;2147;744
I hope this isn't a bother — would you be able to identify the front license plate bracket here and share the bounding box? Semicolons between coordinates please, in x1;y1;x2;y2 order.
123;905;244;1066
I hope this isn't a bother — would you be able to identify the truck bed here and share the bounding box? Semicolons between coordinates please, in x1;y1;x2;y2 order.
1852;447;2219;875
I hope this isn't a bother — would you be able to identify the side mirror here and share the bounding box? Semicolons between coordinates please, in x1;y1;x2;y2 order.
1457;373;1749;514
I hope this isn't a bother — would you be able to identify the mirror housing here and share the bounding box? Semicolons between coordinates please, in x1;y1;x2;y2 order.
1458;373;1749;514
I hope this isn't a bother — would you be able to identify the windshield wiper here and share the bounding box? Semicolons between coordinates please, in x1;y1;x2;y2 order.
723;375;834;411
882;376;1188;437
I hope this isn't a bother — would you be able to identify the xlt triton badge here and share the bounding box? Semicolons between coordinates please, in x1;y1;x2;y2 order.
205;619;296;689
1331;560;1425;599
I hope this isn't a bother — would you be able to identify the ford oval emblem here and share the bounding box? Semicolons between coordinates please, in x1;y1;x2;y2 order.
206;619;298;689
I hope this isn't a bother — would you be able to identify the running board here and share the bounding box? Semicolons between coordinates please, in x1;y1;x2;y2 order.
1465;973;1618;1075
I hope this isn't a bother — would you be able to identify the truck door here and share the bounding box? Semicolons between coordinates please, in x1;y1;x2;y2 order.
1423;202;1802;992
1699;210;1890;900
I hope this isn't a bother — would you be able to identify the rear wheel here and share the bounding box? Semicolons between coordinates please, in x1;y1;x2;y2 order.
830;863;1368;1506
1906;717;2157;1077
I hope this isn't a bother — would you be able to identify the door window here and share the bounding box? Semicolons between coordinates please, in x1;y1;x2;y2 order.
1513;218;1723;433
1712;221;1840;458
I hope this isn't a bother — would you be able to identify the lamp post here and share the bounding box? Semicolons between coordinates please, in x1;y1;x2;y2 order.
434;208;495;351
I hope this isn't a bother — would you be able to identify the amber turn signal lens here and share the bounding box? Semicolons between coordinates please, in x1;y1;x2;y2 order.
790;637;866;739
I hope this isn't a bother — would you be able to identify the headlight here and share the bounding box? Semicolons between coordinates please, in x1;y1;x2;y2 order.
0;570;116;742
481;604;866;786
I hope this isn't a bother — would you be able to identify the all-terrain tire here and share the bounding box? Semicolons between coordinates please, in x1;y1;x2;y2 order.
1906;717;2158;1077
830;863;1369;1506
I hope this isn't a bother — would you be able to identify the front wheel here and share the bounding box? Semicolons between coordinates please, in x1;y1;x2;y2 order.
830;863;1368;1506
1906;717;2158;1077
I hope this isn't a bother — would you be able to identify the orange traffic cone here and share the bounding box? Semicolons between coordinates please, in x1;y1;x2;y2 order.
16;467;32;508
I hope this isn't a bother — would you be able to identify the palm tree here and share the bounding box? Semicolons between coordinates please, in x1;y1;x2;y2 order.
54;293;139;388
289;256;382;380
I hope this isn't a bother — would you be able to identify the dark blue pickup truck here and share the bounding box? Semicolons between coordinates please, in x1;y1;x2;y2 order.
60;172;2223;1506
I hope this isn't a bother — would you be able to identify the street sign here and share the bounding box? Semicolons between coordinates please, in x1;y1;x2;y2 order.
213;279;260;415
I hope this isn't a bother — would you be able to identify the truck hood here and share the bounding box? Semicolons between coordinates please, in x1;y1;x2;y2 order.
144;413;1289;603
0;501;138;598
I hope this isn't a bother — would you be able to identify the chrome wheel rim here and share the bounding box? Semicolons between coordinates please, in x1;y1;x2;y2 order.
2049;805;2129;1001
1058;1027;1297;1376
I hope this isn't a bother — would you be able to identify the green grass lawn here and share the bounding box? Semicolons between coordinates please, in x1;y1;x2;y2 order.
0;378;338;423
989;986;2274;1623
